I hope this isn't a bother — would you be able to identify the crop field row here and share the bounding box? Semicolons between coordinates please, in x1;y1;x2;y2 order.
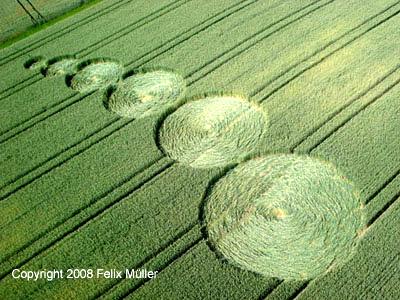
0;0;399;299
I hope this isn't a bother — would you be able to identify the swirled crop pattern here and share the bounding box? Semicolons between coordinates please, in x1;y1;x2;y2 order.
71;61;123;93
204;154;365;280
45;58;78;77
159;96;268;169
106;70;185;118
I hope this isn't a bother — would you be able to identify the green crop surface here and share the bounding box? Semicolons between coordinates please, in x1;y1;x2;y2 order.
0;0;399;299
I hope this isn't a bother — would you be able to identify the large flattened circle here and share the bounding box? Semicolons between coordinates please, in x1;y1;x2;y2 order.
204;154;365;280
106;70;185;118
158;96;268;169
70;61;123;93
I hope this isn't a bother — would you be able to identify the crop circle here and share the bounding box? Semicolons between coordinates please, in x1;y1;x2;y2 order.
70;60;123;93
158;96;267;168
45;57;78;77
24;56;47;70
204;154;365;280
105;70;185;118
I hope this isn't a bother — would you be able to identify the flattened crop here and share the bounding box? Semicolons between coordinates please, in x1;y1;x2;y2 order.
69;59;123;93
105;69;185;118
204;154;365;280
158;95;268;168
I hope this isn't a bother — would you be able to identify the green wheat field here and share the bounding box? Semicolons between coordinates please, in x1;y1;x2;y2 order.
0;0;399;299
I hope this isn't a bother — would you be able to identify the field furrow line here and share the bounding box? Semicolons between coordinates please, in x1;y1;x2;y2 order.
75;0;195;58
292;65;400;152
100;224;202;299
16;0;39;25
262;281;306;300
365;171;400;222
99;223;203;299
0;92;84;144
120;237;203;299
305;72;400;153
0;0;256;141
282;282;310;300
280;282;310;300
0;75;42;102
187;0;333;85
0;0;133;64
0;158;174;278
25;0;46;22
281;178;400;300
122;0;262;71
0;0;191;99
252;1;400;102
0;116;117;201
289;191;400;300
365;168;400;206
367;190;400;226
0;157;170;234
256;280;284;300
